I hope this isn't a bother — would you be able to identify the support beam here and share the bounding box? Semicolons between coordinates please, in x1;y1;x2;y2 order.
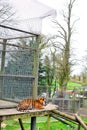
75;114;87;130
0;24;37;36
33;35;40;99
0;117;2;130
31;117;36;130
0;39;7;98
46;115;50;130
51;114;75;129
1;39;7;73
52;110;87;129
0;41;36;50
18;118;25;130
77;124;81;130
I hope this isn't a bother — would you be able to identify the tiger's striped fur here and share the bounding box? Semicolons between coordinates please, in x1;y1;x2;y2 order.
17;97;46;111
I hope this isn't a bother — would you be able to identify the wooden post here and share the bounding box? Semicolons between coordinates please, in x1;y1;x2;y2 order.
18;118;25;130
1;39;7;72
77;124;81;130
0;39;7;98
31;117;36;130
0;122;1;130
46;115;50;130
0;117;2;130
33;35;40;99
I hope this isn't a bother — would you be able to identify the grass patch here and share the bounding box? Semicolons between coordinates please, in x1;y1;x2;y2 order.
67;82;81;90
1;116;86;130
52;81;82;90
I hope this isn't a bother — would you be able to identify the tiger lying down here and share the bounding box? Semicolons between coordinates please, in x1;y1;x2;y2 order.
17;97;47;111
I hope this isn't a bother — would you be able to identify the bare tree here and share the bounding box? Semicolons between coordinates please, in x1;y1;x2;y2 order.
0;0;16;67
52;0;78;95
0;0;16;39
0;0;15;25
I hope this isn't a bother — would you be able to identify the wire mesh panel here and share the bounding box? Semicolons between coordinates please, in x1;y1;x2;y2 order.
2;75;34;101
5;49;34;75
0;38;36;102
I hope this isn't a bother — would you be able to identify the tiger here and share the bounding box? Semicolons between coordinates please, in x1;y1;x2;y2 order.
17;97;46;111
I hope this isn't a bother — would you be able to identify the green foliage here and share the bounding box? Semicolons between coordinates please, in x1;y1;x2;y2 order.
38;56;81;91
38;56;54;86
1;116;86;130
52;80;81;89
38;59;47;85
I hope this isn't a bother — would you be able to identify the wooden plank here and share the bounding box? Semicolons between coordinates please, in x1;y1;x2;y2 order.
0;100;17;109
51;114;75;128
52;110;87;129
75;114;87;130
52;110;76;122
0;41;36;50
0;74;35;79
0;35;35;40
0;104;57;121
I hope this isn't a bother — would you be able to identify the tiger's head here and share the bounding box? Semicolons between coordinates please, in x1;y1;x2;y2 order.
38;97;47;106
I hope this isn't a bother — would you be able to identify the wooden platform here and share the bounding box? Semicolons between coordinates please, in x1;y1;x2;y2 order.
0;100;17;109
0;100;57;130
0;100;57;121
0;100;87;130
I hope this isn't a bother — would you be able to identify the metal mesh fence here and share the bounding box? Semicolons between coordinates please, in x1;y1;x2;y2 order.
5;49;34;75
2;76;34;101
0;40;35;102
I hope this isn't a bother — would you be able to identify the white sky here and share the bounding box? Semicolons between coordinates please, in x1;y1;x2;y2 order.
9;0;87;75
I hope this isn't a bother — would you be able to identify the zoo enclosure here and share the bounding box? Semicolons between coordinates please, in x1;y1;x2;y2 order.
0;1;57;103
0;25;40;102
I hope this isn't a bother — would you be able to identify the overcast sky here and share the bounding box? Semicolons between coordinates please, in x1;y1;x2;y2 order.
9;0;86;75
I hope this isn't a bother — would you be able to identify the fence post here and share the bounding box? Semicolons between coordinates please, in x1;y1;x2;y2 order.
0;39;7;99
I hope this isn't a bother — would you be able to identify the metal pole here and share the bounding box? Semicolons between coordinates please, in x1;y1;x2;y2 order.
31;117;36;130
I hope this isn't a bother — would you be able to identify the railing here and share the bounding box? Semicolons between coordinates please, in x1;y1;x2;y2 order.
48;98;81;113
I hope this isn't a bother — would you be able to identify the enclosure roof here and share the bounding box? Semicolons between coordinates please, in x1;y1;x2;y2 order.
0;0;57;39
